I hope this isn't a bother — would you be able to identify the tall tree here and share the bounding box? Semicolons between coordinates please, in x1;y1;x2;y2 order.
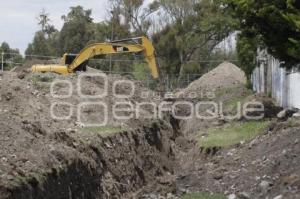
236;33;261;79
158;0;199;23
58;6;95;54
36;8;50;33
108;0;159;35
153;0;235;75
107;7;131;40
224;0;300;68
0;42;23;69
27;31;52;56
26;9;58;56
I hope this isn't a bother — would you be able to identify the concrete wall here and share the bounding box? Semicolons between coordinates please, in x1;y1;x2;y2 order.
252;51;300;109
289;72;300;109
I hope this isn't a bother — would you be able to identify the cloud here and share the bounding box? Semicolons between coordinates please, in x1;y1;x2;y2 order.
0;0;109;54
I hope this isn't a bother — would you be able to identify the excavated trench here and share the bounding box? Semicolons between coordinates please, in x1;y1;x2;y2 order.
1;119;180;199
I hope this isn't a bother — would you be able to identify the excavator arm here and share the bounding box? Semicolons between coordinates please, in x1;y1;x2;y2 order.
31;36;159;79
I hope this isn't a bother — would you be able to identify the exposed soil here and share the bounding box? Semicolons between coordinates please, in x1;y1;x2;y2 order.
176;119;300;199
170;63;299;198
0;62;299;199
0;70;177;199
0;119;177;199
176;61;247;98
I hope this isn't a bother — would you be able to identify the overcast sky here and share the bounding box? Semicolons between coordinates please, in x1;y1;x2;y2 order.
0;0;112;54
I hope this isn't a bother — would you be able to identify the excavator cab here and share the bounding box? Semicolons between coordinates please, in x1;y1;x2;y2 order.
61;54;88;72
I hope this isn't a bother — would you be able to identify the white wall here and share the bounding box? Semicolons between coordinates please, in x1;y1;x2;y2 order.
289;73;300;109
252;54;300;109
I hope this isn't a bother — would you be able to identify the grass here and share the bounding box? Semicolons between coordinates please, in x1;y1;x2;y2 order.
81;126;128;136
215;85;245;98
213;85;254;111
132;62;150;81
11;172;46;188
31;75;54;83
224;96;246;109
30;75;54;90
286;118;300;128
199;121;270;148
181;192;226;199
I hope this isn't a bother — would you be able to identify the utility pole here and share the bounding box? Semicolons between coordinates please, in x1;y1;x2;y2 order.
109;10;114;74
1;52;4;72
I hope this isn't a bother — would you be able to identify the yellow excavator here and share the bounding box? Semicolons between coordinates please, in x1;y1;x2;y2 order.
31;36;159;79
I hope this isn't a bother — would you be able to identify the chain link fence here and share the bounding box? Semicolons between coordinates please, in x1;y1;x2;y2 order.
1;52;238;91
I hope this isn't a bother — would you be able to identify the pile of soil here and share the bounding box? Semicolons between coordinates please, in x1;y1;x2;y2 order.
0;70;177;198
177;61;247;97
13;69;159;128
167;62;299;198
1;61;299;199
245;93;283;118
176;119;300;199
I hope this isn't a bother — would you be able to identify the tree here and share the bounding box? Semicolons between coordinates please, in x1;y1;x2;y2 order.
0;42;23;69
224;0;300;68
108;0;159;35
158;0;199;23
236;33;261;79
26;9;58;56
25;30;59;57
107;7;131;40
31;31;52;56
1;42;10;55
36;8;57;38
153;0;235;75
25;44;34;55
36;9;50;33
58;6;95;54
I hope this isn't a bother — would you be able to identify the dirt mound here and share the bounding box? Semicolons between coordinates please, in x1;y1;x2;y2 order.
13;59;60;73
0;118;176;199
176;119;300;199
0;70;178;198
9;69;159;128
4;61;297;198
177;61;246;97
245;94;283;118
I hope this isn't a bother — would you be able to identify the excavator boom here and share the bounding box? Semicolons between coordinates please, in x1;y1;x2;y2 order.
31;36;159;79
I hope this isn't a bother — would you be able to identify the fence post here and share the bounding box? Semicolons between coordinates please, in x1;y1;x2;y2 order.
166;74;169;91
147;73;150;88
1;52;4;72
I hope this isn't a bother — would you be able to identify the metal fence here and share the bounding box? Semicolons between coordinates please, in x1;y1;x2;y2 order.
0;52;206;91
84;70;203;91
252;50;300;109
1;51;241;91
